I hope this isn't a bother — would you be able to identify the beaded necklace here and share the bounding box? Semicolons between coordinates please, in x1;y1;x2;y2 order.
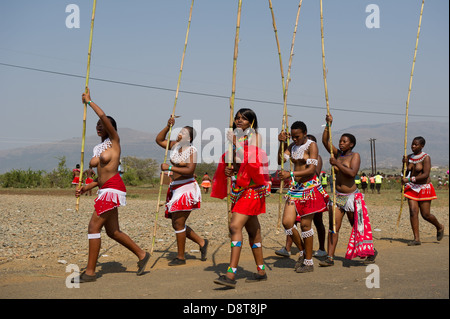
409;151;428;164
170;143;197;164
93;138;112;158
291;139;313;160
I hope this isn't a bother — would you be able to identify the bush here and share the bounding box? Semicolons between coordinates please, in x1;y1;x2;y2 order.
121;156;159;186
0;156;72;188
46;156;72;188
1;168;45;188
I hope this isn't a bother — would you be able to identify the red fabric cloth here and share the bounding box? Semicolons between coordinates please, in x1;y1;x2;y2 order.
211;145;270;215
72;177;80;185
229;185;268;216
164;179;201;218
292;187;329;221
404;183;437;201
345;193;374;259
94;173;126;216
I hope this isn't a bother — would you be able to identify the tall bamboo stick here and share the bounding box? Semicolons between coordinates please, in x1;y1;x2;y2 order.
76;0;97;212
268;0;303;230
227;0;243;226
320;0;336;233
151;0;195;255
397;0;425;228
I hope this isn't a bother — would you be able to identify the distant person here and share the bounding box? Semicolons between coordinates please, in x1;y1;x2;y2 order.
375;172;383;194
118;160;124;177
72;164;81;187
360;173;368;194
201;173;212;194
369;174;375;193
320;113;376;267
74;88;149;283
83;167;96;196
437;176;443;189
402;136;444;246
321;172;328;190
355;175;361;189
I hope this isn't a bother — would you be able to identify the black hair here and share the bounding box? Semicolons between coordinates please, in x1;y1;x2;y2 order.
413;136;426;146
291;121;307;133
233;108;258;131
107;116;117;131
184;126;196;143
342;133;356;149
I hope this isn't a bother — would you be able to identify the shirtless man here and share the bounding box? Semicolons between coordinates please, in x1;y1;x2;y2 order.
402;136;444;246
278;121;329;273
320;114;376;266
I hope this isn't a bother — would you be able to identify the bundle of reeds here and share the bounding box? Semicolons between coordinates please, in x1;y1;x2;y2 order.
268;0;303;230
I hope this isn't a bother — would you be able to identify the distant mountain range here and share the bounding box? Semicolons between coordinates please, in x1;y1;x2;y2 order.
0;121;448;174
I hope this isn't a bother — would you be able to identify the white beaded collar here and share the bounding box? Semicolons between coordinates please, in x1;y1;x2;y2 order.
93;138;112;158
170;144;197;164
291;139;313;160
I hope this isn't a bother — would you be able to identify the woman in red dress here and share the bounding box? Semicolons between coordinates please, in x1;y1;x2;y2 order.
212;108;270;288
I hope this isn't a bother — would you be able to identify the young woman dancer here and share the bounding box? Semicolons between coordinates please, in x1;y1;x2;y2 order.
72;164;81;187
211;108;270;288
275;134;327;259
156;117;208;266
402;136;444;246
74;88;150;283
278;122;329;273
320;114;376;266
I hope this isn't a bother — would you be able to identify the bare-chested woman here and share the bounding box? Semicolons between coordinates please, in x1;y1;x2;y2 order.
278;121;329;273
74;88;149;283
320;114;376;266
156;117;208;266
402;136;444;246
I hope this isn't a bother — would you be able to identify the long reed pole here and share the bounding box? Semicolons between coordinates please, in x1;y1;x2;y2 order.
76;0;97;212
268;0;303;231
151;0;195;255
320;0;336;233
227;0;243;226
397;0;425;228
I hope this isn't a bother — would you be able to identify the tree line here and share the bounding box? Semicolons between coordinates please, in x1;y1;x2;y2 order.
0;156;217;188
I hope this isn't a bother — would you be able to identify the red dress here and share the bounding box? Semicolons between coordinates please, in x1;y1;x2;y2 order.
72;168;80;185
211;144;270;216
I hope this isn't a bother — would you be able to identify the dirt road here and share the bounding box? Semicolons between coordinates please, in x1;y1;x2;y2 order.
0;194;448;303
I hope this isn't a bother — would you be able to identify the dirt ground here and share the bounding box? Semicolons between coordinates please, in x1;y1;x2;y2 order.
0;191;448;303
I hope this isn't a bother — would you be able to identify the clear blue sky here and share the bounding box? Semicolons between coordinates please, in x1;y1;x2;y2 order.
0;0;448;151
